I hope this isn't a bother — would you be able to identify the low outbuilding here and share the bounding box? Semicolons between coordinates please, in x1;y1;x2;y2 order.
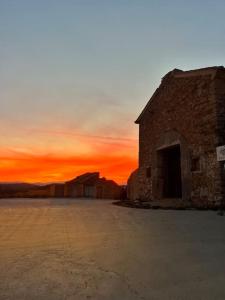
64;172;122;199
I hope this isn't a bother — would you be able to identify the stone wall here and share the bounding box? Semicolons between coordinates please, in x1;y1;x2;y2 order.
136;68;225;207
214;69;225;204
127;169;140;200
100;182;122;200
64;183;83;197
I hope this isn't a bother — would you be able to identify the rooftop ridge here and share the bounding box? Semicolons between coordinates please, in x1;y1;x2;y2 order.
174;66;224;78
135;65;225;124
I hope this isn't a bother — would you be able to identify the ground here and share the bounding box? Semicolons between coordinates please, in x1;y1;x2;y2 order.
0;199;225;300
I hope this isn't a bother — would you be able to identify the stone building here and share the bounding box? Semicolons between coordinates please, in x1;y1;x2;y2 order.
64;172;122;199
129;66;225;207
48;184;65;197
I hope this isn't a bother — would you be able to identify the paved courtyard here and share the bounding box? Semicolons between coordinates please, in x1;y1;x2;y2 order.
0;199;225;300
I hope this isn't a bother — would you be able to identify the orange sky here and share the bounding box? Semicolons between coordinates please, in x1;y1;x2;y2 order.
0;152;137;184
0;128;138;184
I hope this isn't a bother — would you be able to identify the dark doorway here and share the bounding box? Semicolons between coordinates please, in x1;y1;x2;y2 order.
161;145;182;198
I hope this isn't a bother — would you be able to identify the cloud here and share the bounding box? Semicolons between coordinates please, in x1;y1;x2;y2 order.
27;128;137;142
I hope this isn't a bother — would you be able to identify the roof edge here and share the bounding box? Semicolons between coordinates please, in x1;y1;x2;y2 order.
135;66;225;124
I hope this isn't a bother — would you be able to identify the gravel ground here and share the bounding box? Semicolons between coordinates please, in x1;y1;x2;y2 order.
0;198;225;300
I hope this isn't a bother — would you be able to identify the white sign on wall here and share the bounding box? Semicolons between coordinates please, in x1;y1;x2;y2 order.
216;145;225;161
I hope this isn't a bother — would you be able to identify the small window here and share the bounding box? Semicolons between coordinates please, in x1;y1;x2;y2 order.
146;167;151;178
191;157;200;172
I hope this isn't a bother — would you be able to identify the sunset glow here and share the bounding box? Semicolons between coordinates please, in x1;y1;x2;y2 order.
0;129;138;184
0;153;137;184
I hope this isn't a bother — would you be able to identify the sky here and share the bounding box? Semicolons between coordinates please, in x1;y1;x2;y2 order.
0;0;225;184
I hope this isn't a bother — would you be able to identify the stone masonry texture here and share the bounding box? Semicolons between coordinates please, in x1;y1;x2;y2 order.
130;67;225;208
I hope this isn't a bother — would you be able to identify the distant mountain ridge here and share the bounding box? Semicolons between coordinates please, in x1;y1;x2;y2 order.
0;182;65;198
0;182;38;191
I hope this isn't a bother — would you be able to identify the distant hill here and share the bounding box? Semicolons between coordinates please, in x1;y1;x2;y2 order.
0;183;38;197
0;182;38;191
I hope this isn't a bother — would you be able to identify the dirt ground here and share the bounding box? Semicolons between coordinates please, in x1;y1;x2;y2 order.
0;198;225;300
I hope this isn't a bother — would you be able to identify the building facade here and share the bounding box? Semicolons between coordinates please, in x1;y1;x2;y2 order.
130;67;225;207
